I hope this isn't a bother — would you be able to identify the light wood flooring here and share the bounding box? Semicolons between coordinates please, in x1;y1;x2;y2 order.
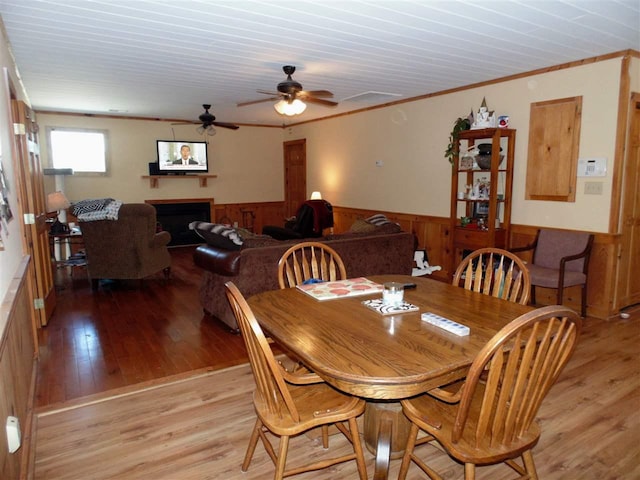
31;304;639;479
32;247;640;478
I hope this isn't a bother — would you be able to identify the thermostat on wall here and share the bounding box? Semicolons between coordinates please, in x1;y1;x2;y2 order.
577;157;606;177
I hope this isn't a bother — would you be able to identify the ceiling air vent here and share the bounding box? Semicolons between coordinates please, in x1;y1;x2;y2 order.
341;91;402;103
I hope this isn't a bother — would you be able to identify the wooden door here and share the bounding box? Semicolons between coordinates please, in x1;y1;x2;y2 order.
11;100;56;326
283;139;306;217
616;93;640;309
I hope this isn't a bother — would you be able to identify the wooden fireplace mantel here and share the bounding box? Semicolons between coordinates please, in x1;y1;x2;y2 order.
141;174;218;188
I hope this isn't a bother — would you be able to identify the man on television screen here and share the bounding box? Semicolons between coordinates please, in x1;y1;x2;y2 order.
172;145;198;165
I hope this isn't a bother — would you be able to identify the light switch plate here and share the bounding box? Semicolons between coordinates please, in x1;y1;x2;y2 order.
578;157;606;177
585;182;603;195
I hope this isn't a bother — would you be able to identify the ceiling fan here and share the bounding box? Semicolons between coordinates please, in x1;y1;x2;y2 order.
172;104;239;135
237;65;338;115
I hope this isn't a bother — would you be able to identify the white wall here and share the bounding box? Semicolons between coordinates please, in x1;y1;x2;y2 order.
290;57;626;233
0;28;29;301
36;114;285;205
34;55;633;237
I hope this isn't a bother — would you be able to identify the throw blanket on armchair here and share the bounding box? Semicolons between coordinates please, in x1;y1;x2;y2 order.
303;199;334;235
73;198;123;222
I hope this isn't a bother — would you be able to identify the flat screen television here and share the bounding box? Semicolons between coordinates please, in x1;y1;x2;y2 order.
156;140;208;174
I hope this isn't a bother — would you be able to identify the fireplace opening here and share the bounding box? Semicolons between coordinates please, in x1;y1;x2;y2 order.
147;200;212;246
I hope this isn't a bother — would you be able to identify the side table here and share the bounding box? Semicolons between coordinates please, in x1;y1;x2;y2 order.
48;231;87;270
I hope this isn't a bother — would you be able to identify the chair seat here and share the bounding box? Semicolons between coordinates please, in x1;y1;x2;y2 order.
402;383;541;465
255;383;365;436
527;264;586;288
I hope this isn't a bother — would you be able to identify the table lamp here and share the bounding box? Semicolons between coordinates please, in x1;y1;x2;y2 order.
309;191;322;200
47;191;71;234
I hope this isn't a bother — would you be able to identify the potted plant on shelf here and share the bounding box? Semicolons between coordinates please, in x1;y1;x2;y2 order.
445;116;471;164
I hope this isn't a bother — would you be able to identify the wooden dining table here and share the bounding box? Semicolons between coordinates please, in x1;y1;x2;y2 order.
247;274;533;479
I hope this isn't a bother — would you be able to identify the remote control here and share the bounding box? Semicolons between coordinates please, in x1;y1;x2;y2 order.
402;283;417;289
421;312;470;336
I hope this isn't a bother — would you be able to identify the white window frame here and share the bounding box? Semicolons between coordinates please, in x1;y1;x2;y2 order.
46;127;110;175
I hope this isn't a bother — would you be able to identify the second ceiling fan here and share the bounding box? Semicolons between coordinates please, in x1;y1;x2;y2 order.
172;104;239;136
238;65;338;115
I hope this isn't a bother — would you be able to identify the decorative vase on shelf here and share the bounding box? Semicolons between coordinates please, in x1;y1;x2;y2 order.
474;143;504;169
474;154;505;169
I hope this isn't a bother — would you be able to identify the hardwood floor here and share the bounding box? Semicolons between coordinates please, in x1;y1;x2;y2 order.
32;304;640;479
35;246;249;408
33;248;640;478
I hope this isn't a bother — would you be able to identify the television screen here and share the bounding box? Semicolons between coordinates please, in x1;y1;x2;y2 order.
157;140;208;174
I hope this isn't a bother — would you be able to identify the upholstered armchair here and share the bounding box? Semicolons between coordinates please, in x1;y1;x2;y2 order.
79;203;171;289
511;229;593;316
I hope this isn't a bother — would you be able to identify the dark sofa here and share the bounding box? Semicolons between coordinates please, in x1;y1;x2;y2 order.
193;231;416;331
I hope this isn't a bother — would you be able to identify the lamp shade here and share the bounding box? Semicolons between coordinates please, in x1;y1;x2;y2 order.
310;191;322;200
47;191;71;212
274;98;307;116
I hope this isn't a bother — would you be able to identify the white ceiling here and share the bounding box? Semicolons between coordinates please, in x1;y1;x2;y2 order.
1;0;638;128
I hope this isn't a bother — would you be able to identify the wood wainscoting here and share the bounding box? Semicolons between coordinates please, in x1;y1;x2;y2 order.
208;202;618;319
332;206;618;319
213;201;286;235
331;206;452;282
0;257;38;478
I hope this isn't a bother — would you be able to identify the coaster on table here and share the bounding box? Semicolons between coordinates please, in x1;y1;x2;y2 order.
362;298;419;315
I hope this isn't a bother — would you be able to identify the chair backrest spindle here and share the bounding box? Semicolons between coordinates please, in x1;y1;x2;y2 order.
452;306;581;449
225;282;300;421
453;248;531;305
278;242;347;289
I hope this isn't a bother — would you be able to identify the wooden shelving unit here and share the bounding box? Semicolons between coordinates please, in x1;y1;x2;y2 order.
141;174;218;188
449;128;515;277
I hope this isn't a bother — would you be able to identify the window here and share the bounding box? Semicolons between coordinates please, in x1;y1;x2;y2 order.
47;128;109;174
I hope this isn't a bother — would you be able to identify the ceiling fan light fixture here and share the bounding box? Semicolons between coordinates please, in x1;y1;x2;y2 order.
197;124;217;136
274;98;307;116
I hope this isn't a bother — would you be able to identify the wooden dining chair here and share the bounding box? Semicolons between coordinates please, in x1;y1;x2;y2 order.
453;247;531;305
398;305;582;480
277;241;347;289
224;281;368;480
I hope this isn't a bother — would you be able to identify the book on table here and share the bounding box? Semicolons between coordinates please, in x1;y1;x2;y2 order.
296;277;383;301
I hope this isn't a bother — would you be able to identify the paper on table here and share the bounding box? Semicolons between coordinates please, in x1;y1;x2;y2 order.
296;277;383;301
